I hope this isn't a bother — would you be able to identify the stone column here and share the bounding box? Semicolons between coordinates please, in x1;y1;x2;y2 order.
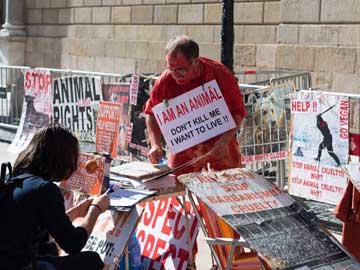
0;0;26;65
0;0;25;36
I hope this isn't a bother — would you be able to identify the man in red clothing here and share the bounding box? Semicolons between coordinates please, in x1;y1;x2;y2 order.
144;36;263;270
144;35;246;174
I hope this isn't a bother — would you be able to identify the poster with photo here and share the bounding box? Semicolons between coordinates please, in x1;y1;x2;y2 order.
127;77;151;158
102;83;131;157
60;153;104;195
95;101;122;157
239;83;294;163
289;91;349;204
9;69;52;153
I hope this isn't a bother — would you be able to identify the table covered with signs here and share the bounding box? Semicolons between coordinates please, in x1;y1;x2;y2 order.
61;161;198;270
178;167;360;270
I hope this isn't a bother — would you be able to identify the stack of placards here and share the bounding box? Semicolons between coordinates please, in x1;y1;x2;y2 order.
110;161;170;181
179;168;360;270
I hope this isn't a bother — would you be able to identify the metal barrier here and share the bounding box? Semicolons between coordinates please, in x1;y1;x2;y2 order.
237;71;312;189
0;65;311;189
236;70;312;91
0;65;30;127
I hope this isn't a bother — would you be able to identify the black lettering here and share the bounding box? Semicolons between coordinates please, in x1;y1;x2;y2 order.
53;80;61;104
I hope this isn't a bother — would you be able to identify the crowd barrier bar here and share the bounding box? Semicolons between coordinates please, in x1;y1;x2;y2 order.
0;65;30;129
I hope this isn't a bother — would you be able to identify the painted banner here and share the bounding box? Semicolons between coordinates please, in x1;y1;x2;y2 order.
52;76;102;142
135;197;199;270
289;91;349;204
239;83;294;163
153;79;235;154
9;69;51;153
128;77;151;158
96;101;122;157
179;168;360;270
60;153;104;195
83;207;144;270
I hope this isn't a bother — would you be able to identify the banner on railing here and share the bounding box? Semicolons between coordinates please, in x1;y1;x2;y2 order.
95;101;122;157
52;76;102;142
239;83;294;163
289;90;349;204
9;69;52;153
102;83;131;157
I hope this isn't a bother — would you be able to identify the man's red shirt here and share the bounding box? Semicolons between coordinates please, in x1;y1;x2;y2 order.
144;57;246;174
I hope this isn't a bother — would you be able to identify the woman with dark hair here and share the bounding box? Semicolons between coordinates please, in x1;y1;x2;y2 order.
0;124;110;270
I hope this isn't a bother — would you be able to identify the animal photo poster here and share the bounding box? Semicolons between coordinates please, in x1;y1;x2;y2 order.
239;83;294;163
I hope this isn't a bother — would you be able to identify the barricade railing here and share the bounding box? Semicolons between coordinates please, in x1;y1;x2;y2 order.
236;70;311;91
0;65;311;189
237;71;312;189
0;65;30;128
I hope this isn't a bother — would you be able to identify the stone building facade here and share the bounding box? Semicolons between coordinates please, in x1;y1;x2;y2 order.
1;0;360;93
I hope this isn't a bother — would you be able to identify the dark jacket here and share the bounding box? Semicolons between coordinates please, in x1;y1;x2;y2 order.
0;176;88;270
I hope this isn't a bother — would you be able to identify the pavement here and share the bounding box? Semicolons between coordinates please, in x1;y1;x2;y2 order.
0;128;342;269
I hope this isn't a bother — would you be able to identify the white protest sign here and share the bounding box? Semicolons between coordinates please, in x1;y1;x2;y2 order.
83;207;143;270
136;197;199;270
289;91;348;205
152;80;235;154
52;76;102;142
179;169;294;216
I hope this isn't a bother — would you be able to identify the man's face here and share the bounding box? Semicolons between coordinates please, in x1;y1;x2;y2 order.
165;53;198;85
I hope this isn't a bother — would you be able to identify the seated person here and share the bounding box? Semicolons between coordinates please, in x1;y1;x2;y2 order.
0;124;110;270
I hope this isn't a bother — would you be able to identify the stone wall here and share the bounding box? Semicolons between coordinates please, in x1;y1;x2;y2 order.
23;0;360;93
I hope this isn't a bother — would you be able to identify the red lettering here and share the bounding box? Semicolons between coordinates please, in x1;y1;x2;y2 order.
161;204;176;235
152;238;166;265
142;233;155;257
137;229;145;243
25;71;31;89
160;244;177;270
152;199;170;229
142;201;155;226
176;248;189;270
174;208;185;240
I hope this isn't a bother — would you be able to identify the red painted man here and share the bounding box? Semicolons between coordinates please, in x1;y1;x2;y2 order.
144;35;246;175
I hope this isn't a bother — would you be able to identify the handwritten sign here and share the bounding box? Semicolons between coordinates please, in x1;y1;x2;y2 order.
96;101;122;157
153;80;235;154
83;207;143;270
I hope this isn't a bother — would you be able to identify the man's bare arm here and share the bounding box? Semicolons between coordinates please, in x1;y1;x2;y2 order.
146;114;163;163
